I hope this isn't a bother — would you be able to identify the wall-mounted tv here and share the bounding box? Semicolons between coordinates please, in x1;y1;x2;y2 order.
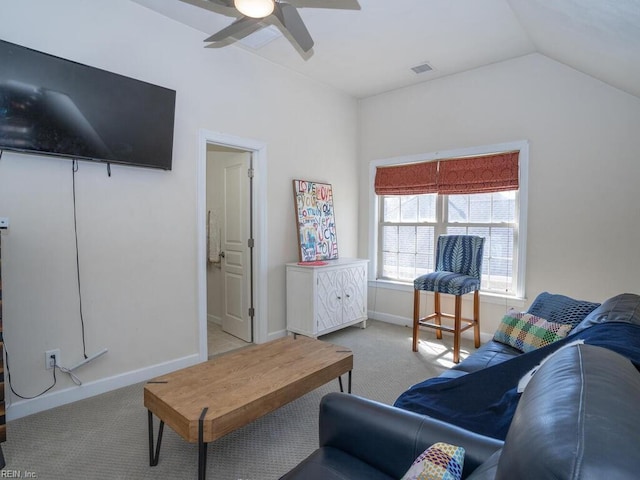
0;39;176;170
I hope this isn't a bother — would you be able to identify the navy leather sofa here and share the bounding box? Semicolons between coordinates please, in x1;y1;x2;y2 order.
280;293;640;479
280;343;640;479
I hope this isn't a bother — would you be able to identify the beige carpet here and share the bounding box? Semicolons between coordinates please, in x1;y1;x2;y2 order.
2;320;474;480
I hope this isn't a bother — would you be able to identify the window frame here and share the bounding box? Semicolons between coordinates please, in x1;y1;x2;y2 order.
368;141;528;299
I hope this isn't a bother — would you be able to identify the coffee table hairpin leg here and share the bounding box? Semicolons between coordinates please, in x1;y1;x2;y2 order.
148;410;164;467
149;408;210;480
337;371;352;394
198;407;209;480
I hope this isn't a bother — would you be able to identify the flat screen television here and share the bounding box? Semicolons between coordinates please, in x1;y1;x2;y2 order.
0;39;176;170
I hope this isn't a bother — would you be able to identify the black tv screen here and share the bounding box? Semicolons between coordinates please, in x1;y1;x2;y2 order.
0;40;176;170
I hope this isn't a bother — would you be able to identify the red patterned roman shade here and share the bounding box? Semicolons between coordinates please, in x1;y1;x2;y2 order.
375;151;519;196
374;161;438;195
438;151;519;195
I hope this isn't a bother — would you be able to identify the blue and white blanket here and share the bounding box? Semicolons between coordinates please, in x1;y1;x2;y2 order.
393;322;640;440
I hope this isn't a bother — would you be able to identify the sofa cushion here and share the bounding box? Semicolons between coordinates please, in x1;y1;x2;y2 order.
493;310;572;353
495;344;640;479
321;393;503;479
400;442;465;480
465;449;501;480
526;291;599;328
279;447;395;480
444;341;521;377
572;292;640;334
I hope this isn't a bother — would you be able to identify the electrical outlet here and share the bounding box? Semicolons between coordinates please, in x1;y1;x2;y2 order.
45;349;61;370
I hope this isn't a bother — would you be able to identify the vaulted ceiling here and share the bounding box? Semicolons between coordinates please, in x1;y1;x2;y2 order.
132;0;640;99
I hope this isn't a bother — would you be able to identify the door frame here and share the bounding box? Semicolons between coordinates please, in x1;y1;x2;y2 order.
196;129;268;361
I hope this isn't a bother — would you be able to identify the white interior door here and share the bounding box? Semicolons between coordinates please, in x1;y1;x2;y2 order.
221;153;252;342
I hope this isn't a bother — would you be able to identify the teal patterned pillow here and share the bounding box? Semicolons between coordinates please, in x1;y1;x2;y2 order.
494;310;572;353
401;442;465;480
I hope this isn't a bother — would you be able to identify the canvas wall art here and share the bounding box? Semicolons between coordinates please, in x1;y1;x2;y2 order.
292;180;339;262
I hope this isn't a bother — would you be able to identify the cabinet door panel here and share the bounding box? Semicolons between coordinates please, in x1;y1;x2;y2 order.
317;270;343;331
341;266;366;323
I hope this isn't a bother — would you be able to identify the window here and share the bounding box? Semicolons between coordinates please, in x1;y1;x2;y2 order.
379;191;518;294
380;195;436;280
371;142;527;298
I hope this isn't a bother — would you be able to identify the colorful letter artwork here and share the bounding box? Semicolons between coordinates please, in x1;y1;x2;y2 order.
292;180;339;262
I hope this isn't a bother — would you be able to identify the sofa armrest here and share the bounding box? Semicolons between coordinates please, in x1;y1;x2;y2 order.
318;393;503;479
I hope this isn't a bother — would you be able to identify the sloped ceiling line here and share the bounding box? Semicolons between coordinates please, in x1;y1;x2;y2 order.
131;0;640;99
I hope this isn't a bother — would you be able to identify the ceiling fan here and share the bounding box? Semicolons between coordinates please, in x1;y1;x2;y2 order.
200;0;359;53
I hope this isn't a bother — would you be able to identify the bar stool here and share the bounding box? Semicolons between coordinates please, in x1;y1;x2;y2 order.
412;235;485;363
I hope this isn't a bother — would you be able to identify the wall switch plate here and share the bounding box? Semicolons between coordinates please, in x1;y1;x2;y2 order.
0;217;8;229
45;349;61;370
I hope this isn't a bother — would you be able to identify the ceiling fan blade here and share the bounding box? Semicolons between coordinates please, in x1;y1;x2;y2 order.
181;0;234;10
288;0;360;10
274;2;314;52
203;0;234;6
204;16;261;42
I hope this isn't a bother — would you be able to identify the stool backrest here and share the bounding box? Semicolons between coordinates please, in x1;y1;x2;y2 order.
435;235;485;279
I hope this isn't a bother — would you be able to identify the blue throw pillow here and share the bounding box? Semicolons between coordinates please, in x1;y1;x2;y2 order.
527;292;600;328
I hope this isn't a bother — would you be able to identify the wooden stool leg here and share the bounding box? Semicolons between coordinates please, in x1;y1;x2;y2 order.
473;290;481;348
453;295;462;364
434;292;443;339
412;289;420;352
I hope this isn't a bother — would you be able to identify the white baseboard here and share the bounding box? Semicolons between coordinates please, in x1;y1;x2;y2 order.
267;329;288;343
207;314;221;325
7;315;495;421
7;353;201;421
368;310;493;344
368;310;412;328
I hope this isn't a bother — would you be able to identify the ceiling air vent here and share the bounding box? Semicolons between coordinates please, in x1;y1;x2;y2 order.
237;25;283;49
411;62;434;74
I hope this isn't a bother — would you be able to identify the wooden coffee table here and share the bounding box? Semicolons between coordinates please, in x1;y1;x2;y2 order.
144;335;353;480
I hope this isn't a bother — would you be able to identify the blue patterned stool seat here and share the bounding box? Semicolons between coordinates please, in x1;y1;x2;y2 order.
412;235;485;363
414;272;481;296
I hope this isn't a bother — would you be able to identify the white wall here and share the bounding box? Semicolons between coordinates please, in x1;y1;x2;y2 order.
4;2;638;418
0;0;358;417
360;53;640;335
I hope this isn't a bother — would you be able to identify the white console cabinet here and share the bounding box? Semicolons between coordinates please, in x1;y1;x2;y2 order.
286;258;368;337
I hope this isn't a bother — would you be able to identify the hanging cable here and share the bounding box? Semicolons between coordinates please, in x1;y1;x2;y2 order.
5;343;57;399
72;160;88;359
56;365;83;386
5;342;83;400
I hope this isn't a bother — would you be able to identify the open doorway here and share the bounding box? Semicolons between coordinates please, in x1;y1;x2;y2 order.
206;144;252;356
197;130;268;361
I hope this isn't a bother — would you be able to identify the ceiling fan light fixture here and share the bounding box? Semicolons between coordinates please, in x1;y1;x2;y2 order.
234;0;275;18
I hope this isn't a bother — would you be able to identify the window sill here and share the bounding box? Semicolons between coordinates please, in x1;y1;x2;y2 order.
368;278;526;308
